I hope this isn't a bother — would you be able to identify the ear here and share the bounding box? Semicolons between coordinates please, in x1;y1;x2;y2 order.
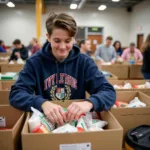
46;33;51;43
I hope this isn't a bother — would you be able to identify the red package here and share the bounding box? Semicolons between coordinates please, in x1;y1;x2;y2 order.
32;124;49;133
115;101;128;108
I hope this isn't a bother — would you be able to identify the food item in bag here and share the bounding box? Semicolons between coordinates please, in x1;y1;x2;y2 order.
32;124;49;133
91;119;108;128
52;124;78;133
76;117;88;131
115;101;128;108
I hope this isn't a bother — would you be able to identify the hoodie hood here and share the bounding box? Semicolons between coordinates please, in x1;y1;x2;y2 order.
39;41;80;63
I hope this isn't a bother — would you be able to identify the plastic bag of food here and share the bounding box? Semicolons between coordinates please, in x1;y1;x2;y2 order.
30;107;55;132
52;123;78;133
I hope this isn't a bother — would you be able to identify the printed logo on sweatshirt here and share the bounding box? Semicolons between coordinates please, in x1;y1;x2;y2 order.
44;73;77;90
50;85;71;100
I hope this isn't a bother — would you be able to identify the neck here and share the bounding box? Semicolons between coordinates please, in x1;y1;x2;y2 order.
105;44;110;47
80;48;86;54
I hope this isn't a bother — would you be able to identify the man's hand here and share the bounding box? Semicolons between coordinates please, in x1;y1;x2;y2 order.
42;101;67;126
15;52;21;58
67;101;93;122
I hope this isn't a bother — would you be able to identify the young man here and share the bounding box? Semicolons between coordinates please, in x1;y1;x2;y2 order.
121;42;143;62
9;13;116;126
95;36;117;63
79;39;91;56
9;39;28;61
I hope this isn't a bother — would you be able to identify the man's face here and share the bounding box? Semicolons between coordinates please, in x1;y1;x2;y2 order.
106;39;112;46
83;40;91;52
130;45;135;53
47;28;74;61
15;44;22;49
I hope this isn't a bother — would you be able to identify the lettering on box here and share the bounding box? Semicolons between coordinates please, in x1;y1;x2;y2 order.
60;143;91;150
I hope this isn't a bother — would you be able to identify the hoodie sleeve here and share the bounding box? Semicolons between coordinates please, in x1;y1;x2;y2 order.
9;59;45;112
84;58;116;112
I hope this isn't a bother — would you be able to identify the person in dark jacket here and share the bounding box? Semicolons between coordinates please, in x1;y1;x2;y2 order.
141;33;150;79
113;41;123;56
9;39;28;61
9;12;116;126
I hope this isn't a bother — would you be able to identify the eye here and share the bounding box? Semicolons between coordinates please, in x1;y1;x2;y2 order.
54;40;60;43
66;40;71;43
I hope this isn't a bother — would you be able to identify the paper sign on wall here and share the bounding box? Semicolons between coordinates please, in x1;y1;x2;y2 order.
93;40;97;44
60;143;91;150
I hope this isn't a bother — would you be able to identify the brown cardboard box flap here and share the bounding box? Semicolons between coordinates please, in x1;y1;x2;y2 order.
0;105;25;150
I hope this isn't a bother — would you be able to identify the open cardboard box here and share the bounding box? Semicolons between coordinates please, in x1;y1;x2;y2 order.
129;64;143;79
0;105;25;150
0;80;15;90
111;91;150;147
127;80;150;97
108;80;133;91
94;60;129;79
22;100;123;150
0;63;24;73
0;80;15;104
101;64;129;79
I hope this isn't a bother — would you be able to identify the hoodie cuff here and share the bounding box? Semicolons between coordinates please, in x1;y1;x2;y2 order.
34;98;46;112
85;97;101;112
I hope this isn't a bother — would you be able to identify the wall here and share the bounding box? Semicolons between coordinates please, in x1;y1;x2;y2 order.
0;4;130;46
129;0;150;45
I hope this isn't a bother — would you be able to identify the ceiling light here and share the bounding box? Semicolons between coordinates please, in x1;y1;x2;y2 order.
70;4;77;9
98;5;107;11
7;2;15;7
112;0;120;2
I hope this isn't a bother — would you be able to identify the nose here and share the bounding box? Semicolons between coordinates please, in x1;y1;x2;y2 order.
59;42;66;49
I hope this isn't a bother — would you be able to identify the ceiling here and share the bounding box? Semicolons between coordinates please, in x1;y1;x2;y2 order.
7;0;145;8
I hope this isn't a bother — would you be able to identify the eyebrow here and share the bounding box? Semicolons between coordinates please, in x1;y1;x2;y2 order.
53;38;72;41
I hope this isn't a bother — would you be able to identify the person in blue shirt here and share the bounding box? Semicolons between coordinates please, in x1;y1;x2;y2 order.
0;40;6;52
113;41;123;56
9;12;116;126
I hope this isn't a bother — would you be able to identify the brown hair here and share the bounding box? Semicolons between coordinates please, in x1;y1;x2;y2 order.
46;12;77;37
13;39;21;45
141;34;150;52
130;42;135;47
106;36;113;41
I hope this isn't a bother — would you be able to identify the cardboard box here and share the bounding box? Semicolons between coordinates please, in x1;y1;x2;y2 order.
0;91;10;104
94;60;129;79
0;64;24;73
129;64;143;79
0;105;24;150
22;100;123;150
101;64;129;79
0;81;15;104
0;80;15;90
127;80;150;97
111;91;150;147
108;80;133;91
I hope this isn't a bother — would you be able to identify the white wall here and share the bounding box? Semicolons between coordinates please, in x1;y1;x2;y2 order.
0;4;36;46
129;0;150;44
0;4;130;46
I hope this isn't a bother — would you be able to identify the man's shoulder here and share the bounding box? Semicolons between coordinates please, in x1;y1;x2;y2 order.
97;44;105;49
